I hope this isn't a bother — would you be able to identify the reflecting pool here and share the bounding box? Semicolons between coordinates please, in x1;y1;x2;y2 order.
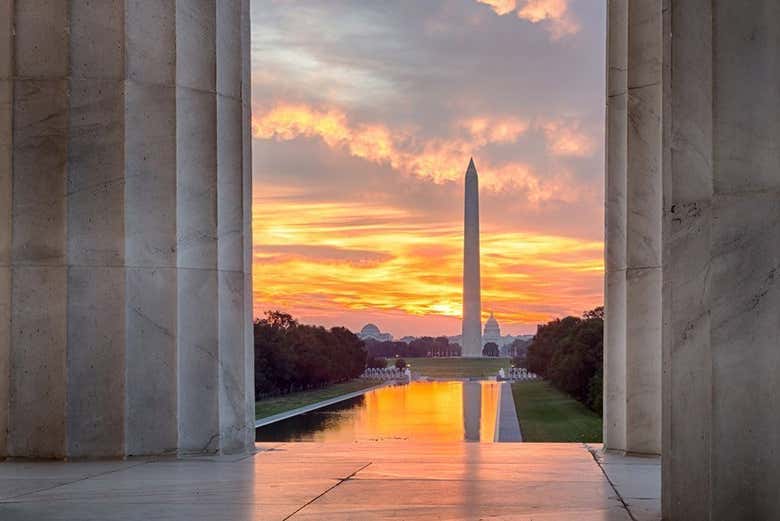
256;380;501;443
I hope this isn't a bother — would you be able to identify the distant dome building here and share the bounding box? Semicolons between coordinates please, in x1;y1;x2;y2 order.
357;323;393;342
483;312;501;347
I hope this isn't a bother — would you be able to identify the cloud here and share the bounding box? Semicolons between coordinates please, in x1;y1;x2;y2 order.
249;1;606;336
252;102;564;200
258;244;394;266
476;0;518;16
475;0;579;39
252;194;603;335
460;117;530;144
517;0;579;39
540;118;597;157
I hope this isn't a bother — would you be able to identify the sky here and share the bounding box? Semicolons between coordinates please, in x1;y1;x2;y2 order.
250;0;606;337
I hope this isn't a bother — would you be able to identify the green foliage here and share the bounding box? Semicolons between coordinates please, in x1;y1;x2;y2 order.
255;379;381;420
254;311;367;397
365;336;461;358
366;356;388;369
587;368;603;412
507;337;531;362
525;306;604;414
482;342;500;357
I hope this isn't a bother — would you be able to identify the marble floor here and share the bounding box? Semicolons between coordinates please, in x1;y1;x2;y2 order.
0;442;660;520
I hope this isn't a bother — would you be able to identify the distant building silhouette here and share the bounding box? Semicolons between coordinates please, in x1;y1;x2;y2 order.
483;311;501;347
357;323;393;342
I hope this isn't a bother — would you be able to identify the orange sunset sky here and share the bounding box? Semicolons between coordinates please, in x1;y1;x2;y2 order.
250;0;606;336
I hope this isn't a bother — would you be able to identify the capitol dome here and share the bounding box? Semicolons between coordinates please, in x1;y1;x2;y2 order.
483;312;500;336
483;312;501;347
360;323;381;337
357;323;393;342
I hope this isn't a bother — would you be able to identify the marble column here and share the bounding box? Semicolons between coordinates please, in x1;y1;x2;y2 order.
0;0;11;460
604;0;662;456
662;1;780;519
0;0;254;459
603;0;628;452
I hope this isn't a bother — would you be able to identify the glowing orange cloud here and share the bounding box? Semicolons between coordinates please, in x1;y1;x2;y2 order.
541;119;597;157
461;117;529;144
475;0;579;39
476;0;517;16
518;0;579;39
251;102;602;335
251;191;603;335
252;103;584;202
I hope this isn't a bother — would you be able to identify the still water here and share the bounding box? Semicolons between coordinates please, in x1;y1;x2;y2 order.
256;381;501;443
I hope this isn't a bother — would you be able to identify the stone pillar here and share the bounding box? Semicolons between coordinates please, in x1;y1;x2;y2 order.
604;0;662;456
0;0;254;459
0;0;11;460
662;1;780;519
215;0;249;454
603;0;628;452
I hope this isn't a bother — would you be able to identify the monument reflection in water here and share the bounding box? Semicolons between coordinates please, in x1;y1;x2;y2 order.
256;381;501;443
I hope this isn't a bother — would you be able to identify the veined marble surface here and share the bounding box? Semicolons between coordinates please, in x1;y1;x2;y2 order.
0;442;659;521
0;0;255;458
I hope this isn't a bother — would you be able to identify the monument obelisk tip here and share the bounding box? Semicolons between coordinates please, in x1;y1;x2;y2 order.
467;157;477;175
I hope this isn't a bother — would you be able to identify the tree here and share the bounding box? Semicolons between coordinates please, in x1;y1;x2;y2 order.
433;336;450;356
507;337;531;361
254;310;368;398
583;306;604;320
366;356;387;369
264;310;298;330
395;358;407;370
524;307;604;414
363;336;459;359
482;342;500;357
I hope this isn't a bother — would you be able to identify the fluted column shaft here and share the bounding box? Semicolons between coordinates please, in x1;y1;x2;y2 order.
609;0;780;519
603;0;628;452
0;0;254;458
662;1;780;519
0;0;12;459
604;0;662;456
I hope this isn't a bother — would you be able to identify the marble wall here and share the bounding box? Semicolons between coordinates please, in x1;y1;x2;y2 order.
662;1;780;519
0;0;254;458
609;0;780;519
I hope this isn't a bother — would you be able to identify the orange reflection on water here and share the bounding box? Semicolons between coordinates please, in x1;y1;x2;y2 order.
256;381;502;443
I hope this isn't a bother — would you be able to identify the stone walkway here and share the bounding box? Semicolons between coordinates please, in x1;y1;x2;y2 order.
0;443;660;520
591;447;662;521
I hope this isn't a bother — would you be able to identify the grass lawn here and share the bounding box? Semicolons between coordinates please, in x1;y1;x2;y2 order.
255;379;381;420
405;357;510;379
511;380;602;442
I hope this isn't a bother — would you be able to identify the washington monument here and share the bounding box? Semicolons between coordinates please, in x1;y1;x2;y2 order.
461;158;482;357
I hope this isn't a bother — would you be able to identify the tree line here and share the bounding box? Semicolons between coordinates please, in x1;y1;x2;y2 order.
518;307;603;413
254;311;366;398
363;336;462;359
